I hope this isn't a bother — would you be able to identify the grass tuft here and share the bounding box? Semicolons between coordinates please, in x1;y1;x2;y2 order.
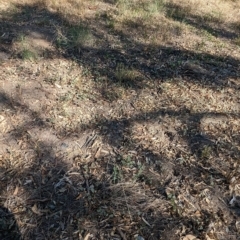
115;63;139;87
165;3;191;21
68;24;94;48
146;0;166;16
20;48;38;60
17;33;38;60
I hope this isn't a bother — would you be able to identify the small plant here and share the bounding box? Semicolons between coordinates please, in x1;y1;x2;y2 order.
200;145;212;159
201;29;214;41
167;193;182;215
146;0;165;16
55;31;68;48
17;33;38;61
115;63;138;87
122;155;135;168
20;48;37;61
17;33;26;42
97;207;108;217
106;18;115;29
101;12;115;29
134;162;145;181
112;165;122;184
68;24;94;48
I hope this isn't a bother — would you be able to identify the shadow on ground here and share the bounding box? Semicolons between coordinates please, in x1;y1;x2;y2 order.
0;2;240;239
0;204;21;239
0;3;239;95
165;2;240;40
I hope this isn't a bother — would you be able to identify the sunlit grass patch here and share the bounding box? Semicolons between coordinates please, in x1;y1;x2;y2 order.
16;33;38;60
115;63;142;88
69;24;94;47
165;3;191;21
116;0;166;21
0;2;20;19
143;0;166;16
56;25;94;48
114;1;187;44
56;24;95;50
202;11;224;24
20;48;38;60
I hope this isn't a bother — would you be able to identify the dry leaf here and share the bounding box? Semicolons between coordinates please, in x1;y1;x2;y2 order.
182;234;199;240
0;115;5;122
205;197;210;204
31;203;42;215
194;210;201;217
205;233;216;240
94;146;101;158
75;193;83;200
13;186;19;195
84;233;91;240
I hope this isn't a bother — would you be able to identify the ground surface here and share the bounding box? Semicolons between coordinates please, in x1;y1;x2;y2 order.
0;0;240;239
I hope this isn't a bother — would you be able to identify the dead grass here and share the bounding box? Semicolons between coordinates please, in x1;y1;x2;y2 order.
0;0;240;239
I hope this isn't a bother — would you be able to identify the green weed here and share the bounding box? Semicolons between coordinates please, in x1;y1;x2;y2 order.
112;165;122;184
17;33;38;60
200;145;212;159
134;162;145;181
68;24;94;48
20;48;38;61
115;63;138;87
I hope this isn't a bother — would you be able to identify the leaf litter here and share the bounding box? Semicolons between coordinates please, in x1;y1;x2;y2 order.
0;0;240;239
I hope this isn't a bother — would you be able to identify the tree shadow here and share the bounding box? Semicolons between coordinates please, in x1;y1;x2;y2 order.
0;205;21;240
165;2;239;40
0;80;239;238
0;2;240;239
1;81;239;237
75;107;240;238
0;2;239;100
0;160;21;240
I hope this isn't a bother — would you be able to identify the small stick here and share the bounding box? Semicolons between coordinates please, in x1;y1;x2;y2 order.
122;185;132;222
142;216;151;227
117;227;127;240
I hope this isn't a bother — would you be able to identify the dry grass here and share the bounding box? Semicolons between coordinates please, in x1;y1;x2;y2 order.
0;0;240;239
